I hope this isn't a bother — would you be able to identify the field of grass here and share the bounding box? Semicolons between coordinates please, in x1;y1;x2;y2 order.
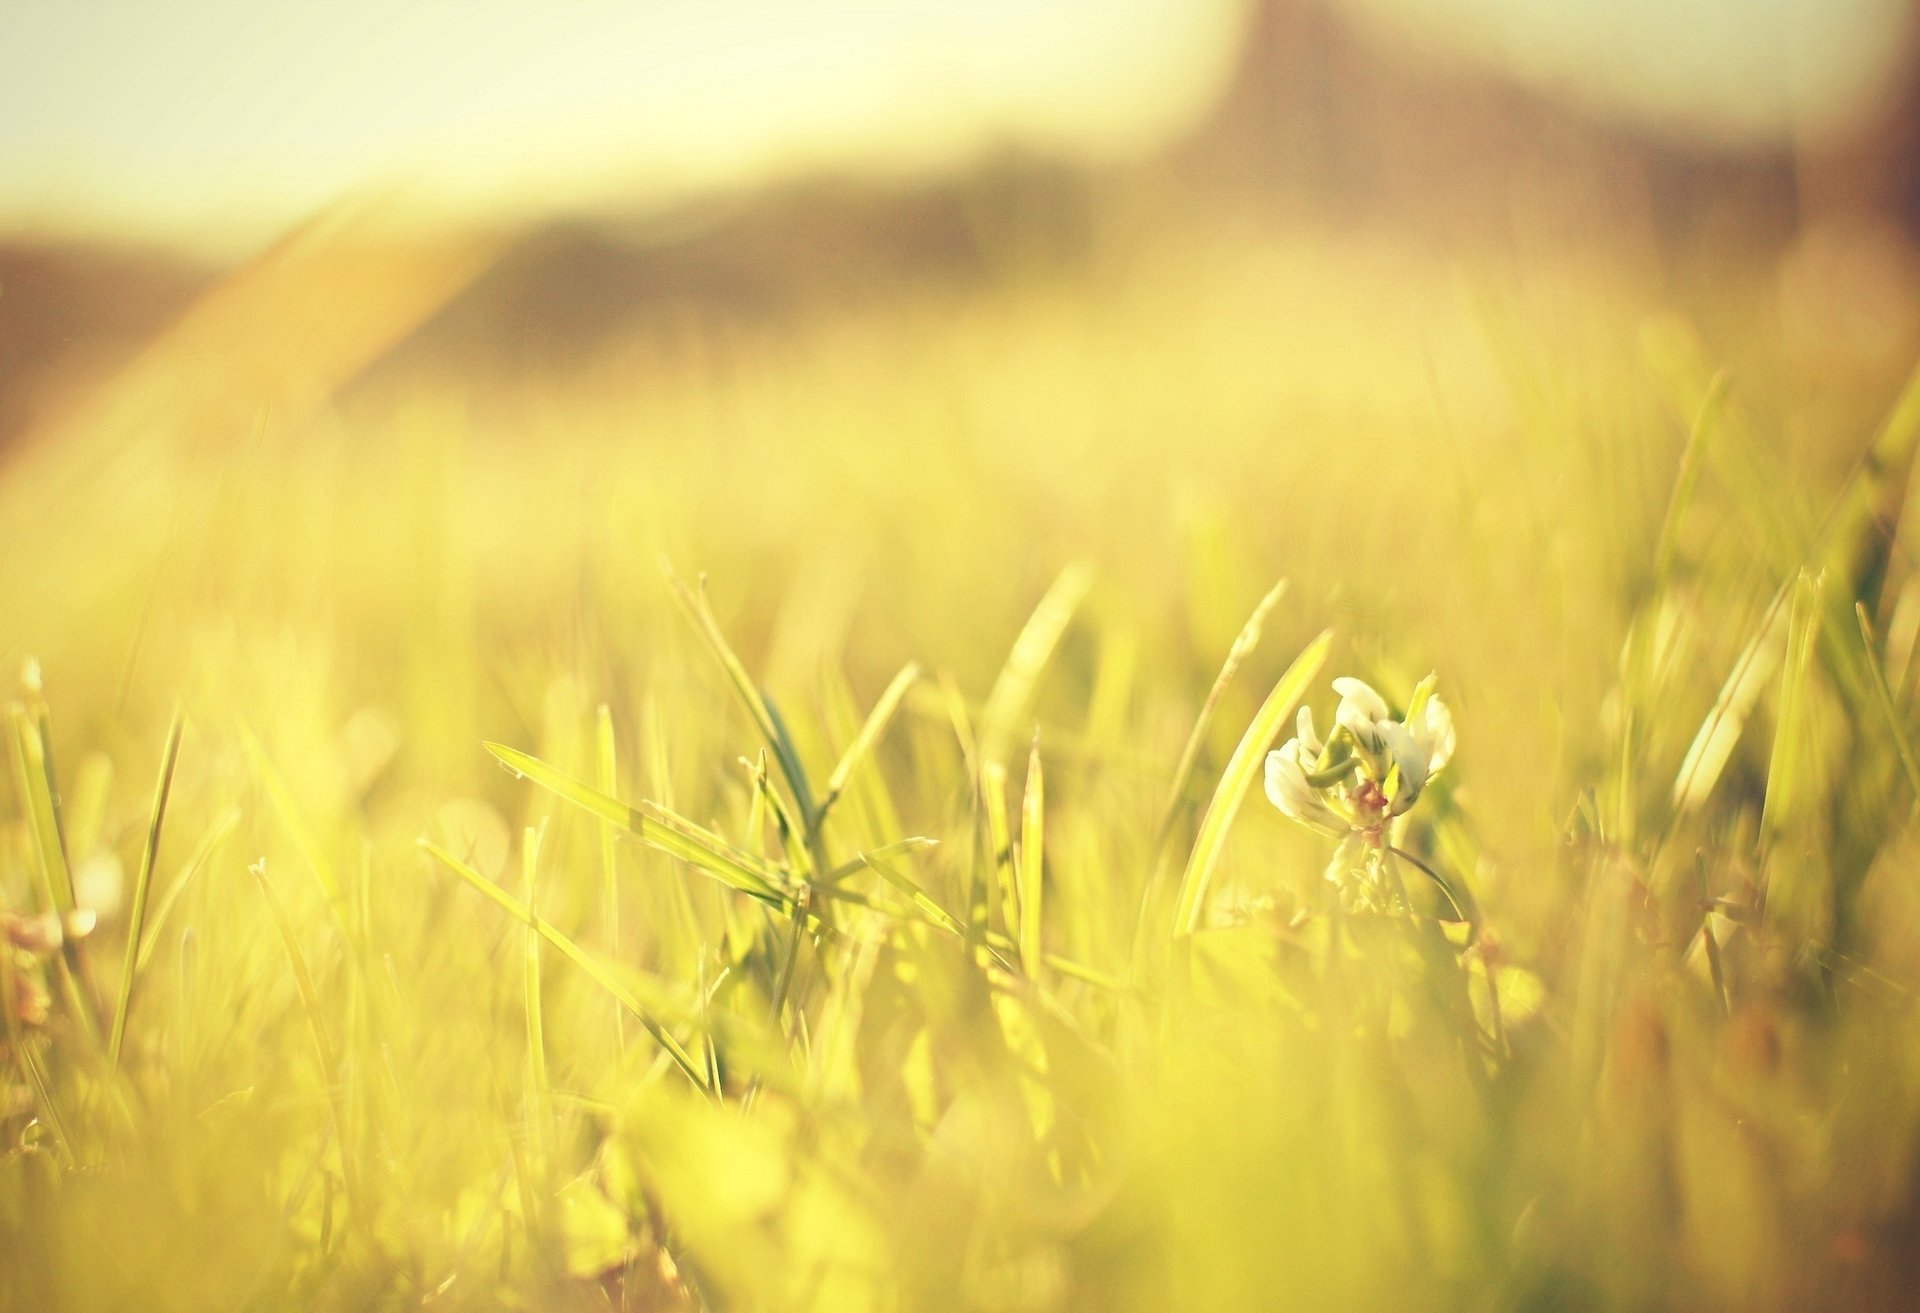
5;214;1920;1311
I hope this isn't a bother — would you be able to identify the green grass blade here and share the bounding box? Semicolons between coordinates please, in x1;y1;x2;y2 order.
1018;735;1045;976
10;704;77;915
1856;601;1920;811
109;710;182;1071
418;838;710;1094
135;807;239;975
1157;578;1287;850
596;704;626;1061
819;661;920;821
522;824;551;1158
1173;629;1332;936
664;565;818;823
1671;586;1790;815
485;741;786;902
983;759;1015;943
1761;571;1824;838
9;704;100;1047
858;851;968;939
979;564;1092;770
822;836;940;884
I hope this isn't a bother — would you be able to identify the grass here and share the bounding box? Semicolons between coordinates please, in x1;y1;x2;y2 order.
5;214;1920;1310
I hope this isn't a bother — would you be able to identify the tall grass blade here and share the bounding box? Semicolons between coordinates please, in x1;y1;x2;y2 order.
819;661;920;821
109;710;182;1070
1671;586;1789;815
1856;601;1920;810
522;824;551;1160
485;742;786;902
1019;735;1045;976
664;565;818;823
1158;578;1287;850
1172;629;1332;936
135;807;239;974
858;851;968;939
1761;571;1824;839
979;564;1092;770
8;704;99;1046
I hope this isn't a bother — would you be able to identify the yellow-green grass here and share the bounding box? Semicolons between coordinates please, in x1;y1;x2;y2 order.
3;215;1920;1311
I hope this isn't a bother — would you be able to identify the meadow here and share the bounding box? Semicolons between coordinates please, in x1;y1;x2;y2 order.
4;209;1920;1311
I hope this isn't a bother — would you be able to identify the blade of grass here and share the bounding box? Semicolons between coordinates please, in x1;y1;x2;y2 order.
9;704;100;1048
818;662;920;823
522;823;551;1162
822;836;940;885
1761;571;1825;839
983;760;1015;945
485;742;786;903
135;807;239;974
595;705;626;1061
1018;735;1045;977
419;838;710;1094
1156;578;1287;852
858;851;967;939
663;565;818;824
979;564;1092;772
1859;600;1920;811
109;710;182;1070
1173;629;1332;936
20;662;72;877
1670;582;1791;816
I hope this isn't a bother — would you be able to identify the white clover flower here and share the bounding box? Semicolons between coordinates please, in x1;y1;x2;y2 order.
1264;737;1347;835
1264;673;1455;839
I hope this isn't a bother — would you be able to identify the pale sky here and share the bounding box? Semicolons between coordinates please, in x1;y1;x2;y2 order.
0;0;1908;256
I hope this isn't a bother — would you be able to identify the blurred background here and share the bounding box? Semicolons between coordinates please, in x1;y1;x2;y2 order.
4;0;1915;438
6;0;1920;821
4;0;1920;823
7;0;1920;873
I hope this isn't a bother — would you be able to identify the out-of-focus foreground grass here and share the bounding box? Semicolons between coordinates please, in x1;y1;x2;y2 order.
5;211;1920;1311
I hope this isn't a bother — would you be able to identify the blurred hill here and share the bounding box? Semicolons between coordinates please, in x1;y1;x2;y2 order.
2;0;1916;448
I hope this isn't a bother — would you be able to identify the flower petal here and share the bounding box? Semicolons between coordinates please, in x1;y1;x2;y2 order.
1296;706;1323;758
1331;677;1390;723
1265;741;1345;834
1411;695;1455;776
1376;721;1428;813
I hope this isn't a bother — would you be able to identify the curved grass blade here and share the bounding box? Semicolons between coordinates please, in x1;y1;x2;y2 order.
1857;601;1920;811
109;710;183;1070
663;565;818;823
1671;586;1789;815
822;836;940;885
859;850;967;939
135;806;239;974
419;838;709;1094
1018;735;1045;976
1157;578;1287;851
979;564;1092;771
1173;629;1332;936
9;703;100;1047
818;661;920;822
485;742;785;903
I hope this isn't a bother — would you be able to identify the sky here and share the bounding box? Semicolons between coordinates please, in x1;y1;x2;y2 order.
0;0;1909;256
